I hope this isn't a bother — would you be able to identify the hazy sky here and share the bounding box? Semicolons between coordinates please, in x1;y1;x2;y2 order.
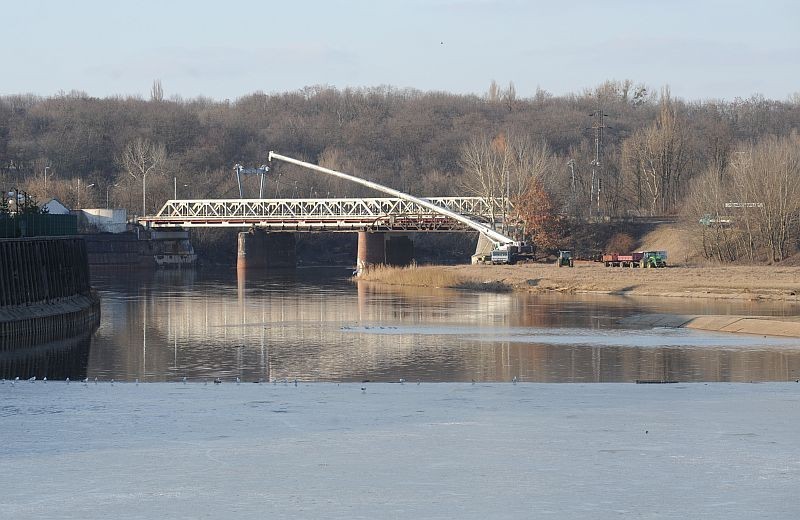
3;0;798;102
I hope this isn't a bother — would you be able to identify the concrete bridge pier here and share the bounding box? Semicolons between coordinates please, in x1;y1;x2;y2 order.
356;232;414;274
237;230;296;270
471;233;495;264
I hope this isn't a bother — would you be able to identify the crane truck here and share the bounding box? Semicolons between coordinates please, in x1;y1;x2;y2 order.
266;151;522;265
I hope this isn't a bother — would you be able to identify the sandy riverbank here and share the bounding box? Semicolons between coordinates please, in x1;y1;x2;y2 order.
362;263;800;302
358;263;800;337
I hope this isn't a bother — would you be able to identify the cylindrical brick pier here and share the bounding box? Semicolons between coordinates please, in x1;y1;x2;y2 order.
356;232;386;274
356;232;414;274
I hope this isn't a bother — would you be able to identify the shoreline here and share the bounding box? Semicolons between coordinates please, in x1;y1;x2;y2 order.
358;263;800;337
360;262;800;301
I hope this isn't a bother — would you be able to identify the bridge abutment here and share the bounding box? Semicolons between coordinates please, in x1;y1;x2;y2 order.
356;232;414;274
237;230;296;270
471;233;495;264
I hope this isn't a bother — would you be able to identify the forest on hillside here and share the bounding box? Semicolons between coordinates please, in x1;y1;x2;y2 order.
1;80;799;263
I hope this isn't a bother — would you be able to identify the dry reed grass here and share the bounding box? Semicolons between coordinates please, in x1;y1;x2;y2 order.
356;264;514;292
356;264;465;288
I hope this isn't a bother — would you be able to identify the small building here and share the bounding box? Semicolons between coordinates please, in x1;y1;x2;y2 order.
42;198;71;215
79;208;128;233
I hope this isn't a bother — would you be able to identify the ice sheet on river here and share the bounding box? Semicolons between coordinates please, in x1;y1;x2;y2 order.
341;324;800;349
2;381;799;519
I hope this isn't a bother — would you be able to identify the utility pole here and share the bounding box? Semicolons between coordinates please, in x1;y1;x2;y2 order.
589;109;609;218
567;159;576;217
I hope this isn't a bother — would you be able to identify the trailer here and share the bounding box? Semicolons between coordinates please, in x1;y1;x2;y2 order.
602;251;667;268
602;252;643;267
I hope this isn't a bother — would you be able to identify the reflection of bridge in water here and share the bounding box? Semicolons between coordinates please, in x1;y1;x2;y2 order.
86;269;800;383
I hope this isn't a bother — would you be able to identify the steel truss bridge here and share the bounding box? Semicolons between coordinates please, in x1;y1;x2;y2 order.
140;197;511;232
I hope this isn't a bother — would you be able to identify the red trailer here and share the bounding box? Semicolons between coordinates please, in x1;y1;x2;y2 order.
603;252;644;267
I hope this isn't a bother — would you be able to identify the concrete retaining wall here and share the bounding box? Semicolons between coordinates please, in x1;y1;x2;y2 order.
620;314;800;338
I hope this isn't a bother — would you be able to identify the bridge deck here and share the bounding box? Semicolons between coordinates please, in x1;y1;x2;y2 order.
140;197;510;232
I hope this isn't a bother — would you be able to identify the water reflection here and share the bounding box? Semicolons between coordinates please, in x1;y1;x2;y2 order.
1;330;92;380
83;268;800;383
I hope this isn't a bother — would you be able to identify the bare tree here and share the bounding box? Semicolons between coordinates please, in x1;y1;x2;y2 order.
459;132;554;235
151;79;164;102
729;134;800;261
503;81;517;111
487;80;501;102
622;88;689;215
683;163;741;261
119;138;166;216
684;133;800;262
459;134;507;228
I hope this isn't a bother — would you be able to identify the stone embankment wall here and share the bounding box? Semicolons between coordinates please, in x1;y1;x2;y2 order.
0;237;100;350
620;314;800;338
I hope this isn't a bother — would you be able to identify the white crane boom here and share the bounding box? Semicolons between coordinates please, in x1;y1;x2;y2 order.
267;151;516;247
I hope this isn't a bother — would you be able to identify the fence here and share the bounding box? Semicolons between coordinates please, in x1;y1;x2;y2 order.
0;214;78;238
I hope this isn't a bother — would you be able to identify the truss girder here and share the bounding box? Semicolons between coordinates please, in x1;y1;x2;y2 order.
141;197;509;232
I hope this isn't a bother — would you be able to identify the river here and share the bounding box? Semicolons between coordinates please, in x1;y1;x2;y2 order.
40;267;792;383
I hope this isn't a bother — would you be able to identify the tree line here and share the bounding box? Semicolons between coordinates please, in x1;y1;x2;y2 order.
1;80;799;261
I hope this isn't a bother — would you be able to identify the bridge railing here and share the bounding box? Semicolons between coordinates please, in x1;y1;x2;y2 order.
152;197;511;221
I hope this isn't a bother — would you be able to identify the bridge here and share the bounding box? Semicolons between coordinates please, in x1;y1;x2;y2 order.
138;152;517;273
139;196;509;232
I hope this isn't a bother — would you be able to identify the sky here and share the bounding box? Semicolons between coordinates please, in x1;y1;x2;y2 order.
2;0;798;102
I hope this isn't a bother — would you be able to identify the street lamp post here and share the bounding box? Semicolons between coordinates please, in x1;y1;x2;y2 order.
106;183;119;209
77;180;95;209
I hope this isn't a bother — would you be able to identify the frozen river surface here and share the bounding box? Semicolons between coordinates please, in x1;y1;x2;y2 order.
2;381;799;519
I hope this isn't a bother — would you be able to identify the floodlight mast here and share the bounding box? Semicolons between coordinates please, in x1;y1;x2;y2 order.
267;151;516;247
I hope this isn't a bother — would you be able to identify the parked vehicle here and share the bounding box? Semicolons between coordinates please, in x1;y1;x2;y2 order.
557;250;574;267
602;250;667;268
491;246;517;265
640;251;667;268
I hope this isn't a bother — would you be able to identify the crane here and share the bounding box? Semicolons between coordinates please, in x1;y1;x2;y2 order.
267;151;518;249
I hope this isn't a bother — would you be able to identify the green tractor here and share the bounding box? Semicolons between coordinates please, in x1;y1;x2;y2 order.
557;250;574;267
640;251;667;268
